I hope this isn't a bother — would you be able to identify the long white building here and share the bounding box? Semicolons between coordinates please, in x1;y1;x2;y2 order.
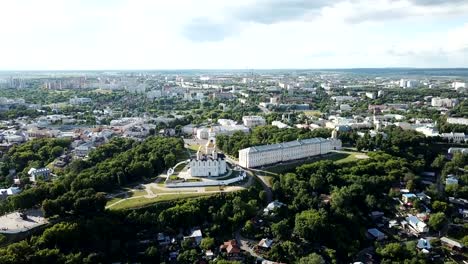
238;137;341;168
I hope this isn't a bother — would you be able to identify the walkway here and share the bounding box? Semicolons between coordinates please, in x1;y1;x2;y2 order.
106;170;255;209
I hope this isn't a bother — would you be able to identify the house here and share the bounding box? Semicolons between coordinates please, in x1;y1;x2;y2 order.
28;168;51;182
445;175;459;186
0;187;21;199
459;208;468;218
370;211;385;220
205;250;214;260
417;238;431;253
441;237;464;250
157;232;171;246
258;238;273;249
219;240;241;256
416;192;431;202
264;200;285;215
402;193;417;204
367;228;386;240
406;215;428;233
184;229;202;245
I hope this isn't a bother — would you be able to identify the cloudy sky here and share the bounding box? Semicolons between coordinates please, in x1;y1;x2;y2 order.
0;0;468;70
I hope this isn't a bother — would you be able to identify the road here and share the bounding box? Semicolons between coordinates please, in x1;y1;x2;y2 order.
258;105;271;114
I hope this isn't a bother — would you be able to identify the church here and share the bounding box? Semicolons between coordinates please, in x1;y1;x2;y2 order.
188;137;227;177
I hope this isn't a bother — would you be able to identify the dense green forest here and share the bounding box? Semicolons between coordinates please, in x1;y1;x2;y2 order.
0;137;184;216
0;138;71;187
0;188;261;263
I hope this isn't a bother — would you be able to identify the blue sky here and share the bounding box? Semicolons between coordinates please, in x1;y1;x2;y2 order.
0;0;467;70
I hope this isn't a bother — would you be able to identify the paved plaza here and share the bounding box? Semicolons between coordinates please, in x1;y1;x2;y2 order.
0;209;47;234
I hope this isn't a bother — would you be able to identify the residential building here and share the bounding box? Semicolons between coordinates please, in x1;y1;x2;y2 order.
219;240;241;256
431;97;459;108
441;237;464;250
406;215;428;233
242;116;266;128
446;175;459;185
451;82;467;89
365;92;376;99
447;117;468;126
448;147;468;156
367;228;386;240
0;187;21;199
402;193;417;204
184;229;202;245
441;132;466;143
69;97;92;105
257;238;273;249
28;168;51;182
271;121;290;129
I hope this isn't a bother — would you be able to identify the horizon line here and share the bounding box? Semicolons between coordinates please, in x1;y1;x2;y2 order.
1;67;468;72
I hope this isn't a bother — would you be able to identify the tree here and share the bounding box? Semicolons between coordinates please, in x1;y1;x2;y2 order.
200;237;215;250
296;253;325;264
428;212;447;231
432;201;448;213
271;219;289;240
293;209;327;241
164;153;176;168
242;220;255;237
259;190;267;202
145;246;159;259
431;154;446;170
177;249;198;263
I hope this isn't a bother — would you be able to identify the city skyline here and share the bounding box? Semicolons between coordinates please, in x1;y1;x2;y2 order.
1;0;468;70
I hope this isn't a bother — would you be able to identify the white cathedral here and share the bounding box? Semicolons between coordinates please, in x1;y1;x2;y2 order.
188;136;227;177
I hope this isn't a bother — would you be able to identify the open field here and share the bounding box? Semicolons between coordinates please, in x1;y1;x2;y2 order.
150;186;198;194
302;110;322;117
187;144;202;152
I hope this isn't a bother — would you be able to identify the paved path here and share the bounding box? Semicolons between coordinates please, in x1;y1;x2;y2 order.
106;170;255;209
235;229;261;258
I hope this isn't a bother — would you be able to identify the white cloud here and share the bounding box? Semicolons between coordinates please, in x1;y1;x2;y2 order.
0;0;467;69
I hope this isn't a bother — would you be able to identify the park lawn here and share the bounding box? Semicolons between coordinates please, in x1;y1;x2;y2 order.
150;186;198;194
108;193;215;210
334;151;369;164
205;186;222;192
302;110;322;117
187;144;201;152
131;189;147;197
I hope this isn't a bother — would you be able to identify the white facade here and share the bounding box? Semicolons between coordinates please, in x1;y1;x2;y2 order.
441;132;466;143
242;116;266;128
69;97;92;105
239;137;340;168
400;79;418;88
189;138;227;177
271;121;290;129
196;124;250;140
406;215;428;233
447;117;468;126
431;97;458;108
28;168;51;182
452;82;467;89
365;92;376;99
